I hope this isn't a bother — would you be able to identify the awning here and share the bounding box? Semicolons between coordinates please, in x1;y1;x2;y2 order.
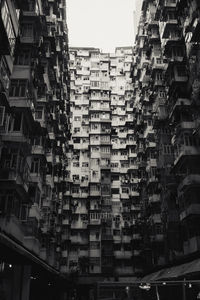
0;232;60;276
142;258;200;282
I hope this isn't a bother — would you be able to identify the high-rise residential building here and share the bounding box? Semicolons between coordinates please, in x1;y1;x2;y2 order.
0;0;70;299
132;0;200;286
66;46;143;279
2;0;200;299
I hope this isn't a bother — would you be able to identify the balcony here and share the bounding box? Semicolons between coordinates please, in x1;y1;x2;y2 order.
111;166;120;173
131;204;140;211
122;236;131;243
130;191;140;197
71;220;88;230
138;55;150;69
146;141;156;148
62;219;70;226
149;194;160;204
151;57;165;70
0;214;24;243
61;250;68;258
132;234;142;240
31;145;45;155
159;20;178;39
133;250;141;256
63;204;70;210
0;1;19;54
121;192;129;200
174;146;200;167
147;176;159;186
120;167;129;174
169;98;190;117
178;174;200;192
150;234;164;242
164;0;177;7
149;30;160;42
114;266;133;275
175;121;196;132
143;126;154;139
22;4;40;18
146;158;157;168
20;34;39;45
90;190;101;197
102;234;113;240
111;180;120;188
70;235;88;244
89;219;101;225
23;220;40;255
113;235;121;242
60;265;68;273
114;251;132;259
149;214;161;224
0;165;29;194
190;18;200;43
180;204;200;221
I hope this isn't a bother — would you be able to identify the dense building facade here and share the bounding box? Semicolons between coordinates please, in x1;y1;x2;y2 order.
66;47;142;278
0;0;70;299
2;0;200;298
133;0;200;281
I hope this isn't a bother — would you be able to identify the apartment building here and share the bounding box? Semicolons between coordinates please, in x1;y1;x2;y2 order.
133;0;200;283
0;0;70;299
66;47;143;279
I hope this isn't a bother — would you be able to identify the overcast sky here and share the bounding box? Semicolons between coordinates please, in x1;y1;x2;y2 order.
66;0;142;53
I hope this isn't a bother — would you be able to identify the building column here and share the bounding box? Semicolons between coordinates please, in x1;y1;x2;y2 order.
21;266;31;300
12;265;31;300
12;265;21;300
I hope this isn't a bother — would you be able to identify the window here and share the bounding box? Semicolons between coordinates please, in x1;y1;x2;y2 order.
90;184;100;192
0;58;10;90
10;80;28;97
73;174;79;181
156;58;161;64
74;116;81;121
31;158;40;173
91;123;99;130
155;224;163;235
173;47;183;57
163;144;173;154
156;72;163;81
1;0;15;54
112;150;118;155
29;185;40;204
122;187;129;193
91;146;99;152
22;24;33;37
90;213;100;220
15;50;30;65
82;162;88;167
159;91;166;98
92;171;98;178
72;187;79;194
0;106;5;126
90;242;100;249
74;127;80;133
101;135;110;142
35;106;43;120
34;136;42;146
13;112;22;131
177;65;187;77
101;147;110;153
91;81;99;87
90;257;100;266
20;204;29;221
